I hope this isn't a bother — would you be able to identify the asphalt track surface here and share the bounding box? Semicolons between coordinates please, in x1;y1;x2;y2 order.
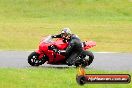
0;51;132;71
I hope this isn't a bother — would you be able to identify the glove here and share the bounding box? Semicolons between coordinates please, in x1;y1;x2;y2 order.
51;35;57;38
51;35;54;38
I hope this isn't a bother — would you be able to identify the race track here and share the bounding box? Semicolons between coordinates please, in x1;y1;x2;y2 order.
0;51;132;71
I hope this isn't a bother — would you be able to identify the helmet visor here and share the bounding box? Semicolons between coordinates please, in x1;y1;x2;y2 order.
61;33;68;38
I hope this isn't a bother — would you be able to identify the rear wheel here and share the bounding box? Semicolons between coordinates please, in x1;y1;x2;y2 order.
83;51;94;66
75;51;94;68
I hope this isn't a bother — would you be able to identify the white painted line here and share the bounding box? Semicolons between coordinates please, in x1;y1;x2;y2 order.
94;52;119;53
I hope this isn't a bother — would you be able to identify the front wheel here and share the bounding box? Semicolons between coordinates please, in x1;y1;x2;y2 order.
28;52;40;66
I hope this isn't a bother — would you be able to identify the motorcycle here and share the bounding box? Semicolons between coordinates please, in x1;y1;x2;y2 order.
28;35;96;67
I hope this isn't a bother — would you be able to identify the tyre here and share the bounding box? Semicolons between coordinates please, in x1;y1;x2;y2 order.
83;51;94;65
76;51;94;67
28;52;40;66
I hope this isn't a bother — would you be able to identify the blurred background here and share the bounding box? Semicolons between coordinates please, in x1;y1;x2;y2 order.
0;0;132;52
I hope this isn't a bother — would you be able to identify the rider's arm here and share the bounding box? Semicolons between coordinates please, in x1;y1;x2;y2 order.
55;40;74;56
51;34;62;38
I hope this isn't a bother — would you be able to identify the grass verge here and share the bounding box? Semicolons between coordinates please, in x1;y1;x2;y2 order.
0;68;131;88
0;21;132;52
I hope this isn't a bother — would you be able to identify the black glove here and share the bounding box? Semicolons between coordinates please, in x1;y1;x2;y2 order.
51;35;57;38
51;35;54;38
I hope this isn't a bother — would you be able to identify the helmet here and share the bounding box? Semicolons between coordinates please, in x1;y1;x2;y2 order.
61;28;72;40
61;28;71;34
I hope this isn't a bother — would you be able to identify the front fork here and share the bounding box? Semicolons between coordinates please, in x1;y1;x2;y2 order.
35;49;45;60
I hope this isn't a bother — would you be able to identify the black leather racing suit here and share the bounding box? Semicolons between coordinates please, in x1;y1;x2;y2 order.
52;34;83;65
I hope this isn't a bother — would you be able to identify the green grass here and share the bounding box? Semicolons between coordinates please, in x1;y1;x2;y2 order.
0;0;132;21
0;21;132;52
0;1;132;88
0;0;132;52
0;68;131;88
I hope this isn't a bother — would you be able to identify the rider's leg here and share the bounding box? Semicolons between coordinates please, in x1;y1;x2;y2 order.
65;42;83;65
66;51;81;65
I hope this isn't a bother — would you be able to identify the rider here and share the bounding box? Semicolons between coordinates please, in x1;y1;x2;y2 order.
51;28;72;43
51;28;83;65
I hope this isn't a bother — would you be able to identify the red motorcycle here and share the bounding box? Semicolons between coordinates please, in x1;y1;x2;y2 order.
28;35;96;67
